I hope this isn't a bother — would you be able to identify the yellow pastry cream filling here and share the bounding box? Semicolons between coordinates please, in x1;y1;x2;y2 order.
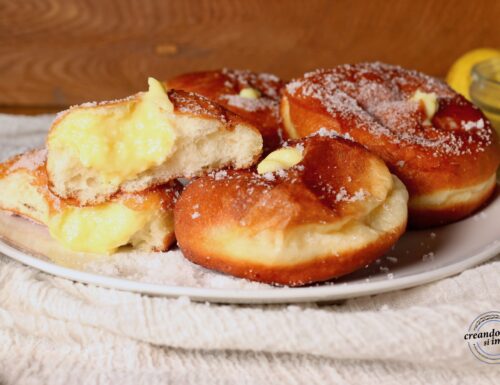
49;78;175;185
239;87;261;99
257;147;303;174
411;90;438;123
48;193;168;254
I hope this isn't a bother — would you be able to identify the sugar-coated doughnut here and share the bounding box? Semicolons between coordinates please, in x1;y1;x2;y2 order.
166;68;285;153
47;78;262;205
174;134;408;286
0;149;179;253
281;62;500;227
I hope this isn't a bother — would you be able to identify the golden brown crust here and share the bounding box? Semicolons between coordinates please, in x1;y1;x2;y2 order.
282;62;500;226
0;149;46;176
166;69;286;153
154;231;177;253
0;149;60;217
178;223;405;286
174;135;407;286
409;183;497;228
2;150;182;214
177;136;392;229
167;89;257;132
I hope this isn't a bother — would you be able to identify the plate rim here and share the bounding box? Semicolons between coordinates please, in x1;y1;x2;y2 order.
1;234;499;304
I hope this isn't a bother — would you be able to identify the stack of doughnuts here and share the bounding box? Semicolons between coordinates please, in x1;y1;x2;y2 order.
281;62;499;227
1;63;498;286
2;77;262;254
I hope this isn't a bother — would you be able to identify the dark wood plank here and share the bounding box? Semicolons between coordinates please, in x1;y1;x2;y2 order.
0;105;63;115
0;0;499;106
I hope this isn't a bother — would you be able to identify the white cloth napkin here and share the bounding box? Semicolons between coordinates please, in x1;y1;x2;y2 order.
0;114;499;385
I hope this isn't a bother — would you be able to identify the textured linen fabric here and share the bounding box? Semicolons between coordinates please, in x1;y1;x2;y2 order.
0;113;499;385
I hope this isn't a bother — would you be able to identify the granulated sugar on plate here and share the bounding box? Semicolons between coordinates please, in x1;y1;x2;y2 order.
84;248;271;290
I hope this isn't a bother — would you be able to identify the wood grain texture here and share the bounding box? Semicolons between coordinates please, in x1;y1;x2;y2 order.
0;0;499;107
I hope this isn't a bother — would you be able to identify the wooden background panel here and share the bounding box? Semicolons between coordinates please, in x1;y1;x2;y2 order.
0;0;499;107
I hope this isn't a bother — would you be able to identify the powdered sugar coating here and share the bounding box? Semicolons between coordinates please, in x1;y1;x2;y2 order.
314;127;354;141
216;69;282;121
204;136;377;218
219;94;278;115
286;62;495;157
221;68;281;99
462;119;484;131
85;249;270;289
169;90;229;124
8;149;47;172
54;94;140;122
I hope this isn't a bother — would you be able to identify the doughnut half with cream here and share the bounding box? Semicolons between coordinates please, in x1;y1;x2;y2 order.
47;78;263;205
281;62;500;227
174;134;408;286
166;69;285;153
0;149;179;254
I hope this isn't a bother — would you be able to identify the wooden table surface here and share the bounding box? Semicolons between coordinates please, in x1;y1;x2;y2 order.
1;0;499;115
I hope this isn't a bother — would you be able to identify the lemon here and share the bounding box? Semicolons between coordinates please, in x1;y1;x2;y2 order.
446;48;500;100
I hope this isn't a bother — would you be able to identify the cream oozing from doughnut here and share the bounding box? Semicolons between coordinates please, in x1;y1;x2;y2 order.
174;135;408;286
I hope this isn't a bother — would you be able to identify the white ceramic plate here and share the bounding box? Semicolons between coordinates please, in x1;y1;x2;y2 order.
1;190;499;304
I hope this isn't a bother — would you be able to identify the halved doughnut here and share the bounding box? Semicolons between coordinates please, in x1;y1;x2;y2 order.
166;68;285;153
174;135;408;286
47;78;263;205
281;62;500;227
0;149;179;253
